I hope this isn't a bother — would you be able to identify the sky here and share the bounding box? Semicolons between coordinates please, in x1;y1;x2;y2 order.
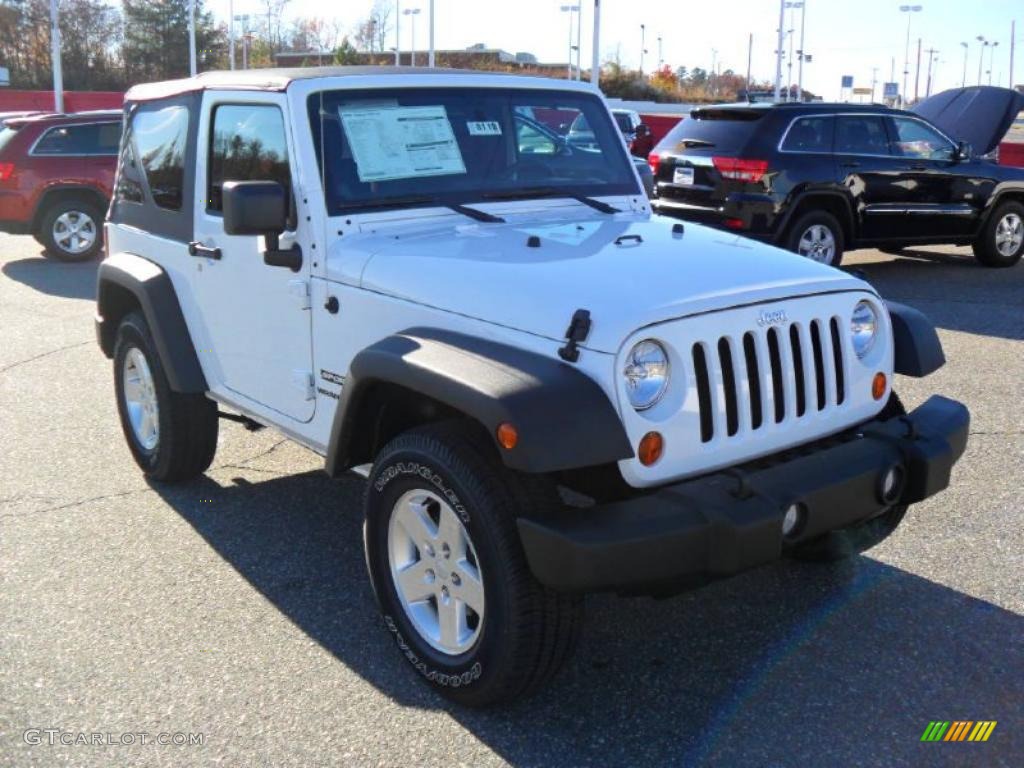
205;0;1023;101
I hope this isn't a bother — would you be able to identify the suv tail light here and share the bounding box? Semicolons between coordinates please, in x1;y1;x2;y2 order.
0;162;15;183
648;152;661;175
712;156;769;183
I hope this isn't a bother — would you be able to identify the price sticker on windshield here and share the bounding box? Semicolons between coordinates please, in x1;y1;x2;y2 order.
467;121;502;136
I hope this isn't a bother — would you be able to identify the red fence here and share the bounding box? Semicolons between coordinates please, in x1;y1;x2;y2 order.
0;90;123;113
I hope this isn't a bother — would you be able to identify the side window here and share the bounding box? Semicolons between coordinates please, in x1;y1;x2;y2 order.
781;116;834;152
208;104;290;212
835;116;890;155
891;117;955;160
33;123;121;156
115;138;144;204
132;106;190;210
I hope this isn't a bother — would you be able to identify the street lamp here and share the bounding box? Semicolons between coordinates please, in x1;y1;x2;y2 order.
711;48;717;96
976;35;988;85
899;5;923;107
784;2;803;102
640;24;647;75
560;5;579;79
428;0;435;67
960;41;969;87
657;36;663;70
988;40;999;85
403;8;421;66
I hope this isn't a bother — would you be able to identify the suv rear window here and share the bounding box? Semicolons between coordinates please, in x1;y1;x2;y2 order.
655;108;765;154
33;122;121;156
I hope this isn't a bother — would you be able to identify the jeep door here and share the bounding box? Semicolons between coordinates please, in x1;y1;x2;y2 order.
190;95;315;422
885;115;977;239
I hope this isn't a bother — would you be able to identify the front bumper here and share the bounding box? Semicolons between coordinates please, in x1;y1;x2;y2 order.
518;395;969;592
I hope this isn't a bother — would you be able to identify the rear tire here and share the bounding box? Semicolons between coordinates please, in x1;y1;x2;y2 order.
113;312;218;481
364;421;582;706
785;210;845;267
39;198;104;262
973;201;1024;267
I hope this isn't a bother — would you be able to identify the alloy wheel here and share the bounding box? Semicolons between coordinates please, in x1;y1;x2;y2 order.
52;210;97;256
387;489;485;655
122;347;160;451
995;213;1023;257
797;224;836;264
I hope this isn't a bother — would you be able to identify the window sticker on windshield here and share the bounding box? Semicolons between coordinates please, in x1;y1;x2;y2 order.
467;121;502;136
339;105;466;182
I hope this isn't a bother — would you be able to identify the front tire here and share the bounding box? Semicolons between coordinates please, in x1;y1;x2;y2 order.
973;201;1024;267
39;198;104;262
113;312;218;481
785;210;845;267
364;421;582;706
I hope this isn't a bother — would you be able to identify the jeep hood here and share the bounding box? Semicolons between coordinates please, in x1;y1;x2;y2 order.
912;86;1024;156
343;213;868;353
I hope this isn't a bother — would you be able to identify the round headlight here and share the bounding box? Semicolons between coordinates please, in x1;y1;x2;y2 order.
851;300;878;359
623;340;670;410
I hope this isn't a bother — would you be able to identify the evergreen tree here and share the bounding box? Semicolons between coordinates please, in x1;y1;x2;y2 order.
122;0;225;83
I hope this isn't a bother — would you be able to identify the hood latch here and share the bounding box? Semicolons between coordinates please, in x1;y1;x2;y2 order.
558;309;592;363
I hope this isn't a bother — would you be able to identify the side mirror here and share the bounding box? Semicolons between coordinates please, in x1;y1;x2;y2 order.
955;141;973;162
222;180;302;271
223;180;287;236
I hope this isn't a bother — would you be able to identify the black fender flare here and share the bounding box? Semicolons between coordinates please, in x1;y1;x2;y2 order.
95;252;207;393
976;185;1024;232
775;189;856;242
325;328;634;475
885;301;945;377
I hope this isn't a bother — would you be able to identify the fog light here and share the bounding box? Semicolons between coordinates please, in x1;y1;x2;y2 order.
782;503;805;538
878;465;904;504
638;431;664;466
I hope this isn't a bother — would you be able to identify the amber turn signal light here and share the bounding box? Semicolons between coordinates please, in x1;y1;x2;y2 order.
638;431;664;466
872;372;887;400
496;422;518;450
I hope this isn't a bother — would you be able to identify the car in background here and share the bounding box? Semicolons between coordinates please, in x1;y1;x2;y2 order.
569;109;654;158
0;109;121;261
648;86;1024;268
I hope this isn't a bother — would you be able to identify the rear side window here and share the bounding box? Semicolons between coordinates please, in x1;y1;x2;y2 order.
780;116;834;153
132;106;189;210
33;122;121;156
207;104;290;212
835;115;890;155
655;109;764;154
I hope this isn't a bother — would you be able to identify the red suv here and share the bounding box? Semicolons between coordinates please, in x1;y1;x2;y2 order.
0;110;121;261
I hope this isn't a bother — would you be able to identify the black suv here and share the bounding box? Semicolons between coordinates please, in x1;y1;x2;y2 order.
650;86;1024;268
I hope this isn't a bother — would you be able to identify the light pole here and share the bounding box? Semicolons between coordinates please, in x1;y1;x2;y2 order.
188;0;197;76
49;0;63;112
960;41;968;86
576;2;583;79
229;0;235;70
899;5;922;107
796;0;807;101
924;47;939;96
774;0;785;102
976;36;987;85
640;24;646;75
403;8;420;66
871;66;879;101
395;0;401;65
560;6;578;79
657;36;663;70
987;40;999;85
591;0;601;86
428;0;435;67
710;48;717;96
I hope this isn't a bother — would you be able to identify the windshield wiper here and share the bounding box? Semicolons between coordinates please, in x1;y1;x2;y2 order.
681;139;715;149
342;196;505;223
480;187;620;214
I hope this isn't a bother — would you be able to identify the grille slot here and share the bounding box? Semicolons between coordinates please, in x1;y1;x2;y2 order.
692;314;848;443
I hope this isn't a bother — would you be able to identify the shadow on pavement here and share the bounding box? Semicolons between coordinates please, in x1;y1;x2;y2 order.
154;470;1024;768
2;255;99;301
850;247;1024;342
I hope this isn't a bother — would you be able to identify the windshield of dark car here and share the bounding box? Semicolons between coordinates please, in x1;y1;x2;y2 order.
308;87;637;215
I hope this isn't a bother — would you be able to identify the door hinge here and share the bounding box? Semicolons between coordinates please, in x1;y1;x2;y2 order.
288;279;311;310
291;370;315;400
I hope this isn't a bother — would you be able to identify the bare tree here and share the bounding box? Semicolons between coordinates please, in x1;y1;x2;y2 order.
353;0;392;53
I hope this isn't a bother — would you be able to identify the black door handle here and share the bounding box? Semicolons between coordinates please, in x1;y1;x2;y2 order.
614;234;643;246
188;241;222;259
839;161;861;169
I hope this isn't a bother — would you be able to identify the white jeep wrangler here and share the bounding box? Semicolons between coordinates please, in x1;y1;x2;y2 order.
96;67;969;706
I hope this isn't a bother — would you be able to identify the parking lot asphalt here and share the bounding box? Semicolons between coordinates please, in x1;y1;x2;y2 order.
1;232;1021;768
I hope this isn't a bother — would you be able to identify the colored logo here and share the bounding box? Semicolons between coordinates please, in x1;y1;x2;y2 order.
921;721;997;742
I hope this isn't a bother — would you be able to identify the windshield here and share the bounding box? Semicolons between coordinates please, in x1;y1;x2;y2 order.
612;113;633;133
308;87;637;215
